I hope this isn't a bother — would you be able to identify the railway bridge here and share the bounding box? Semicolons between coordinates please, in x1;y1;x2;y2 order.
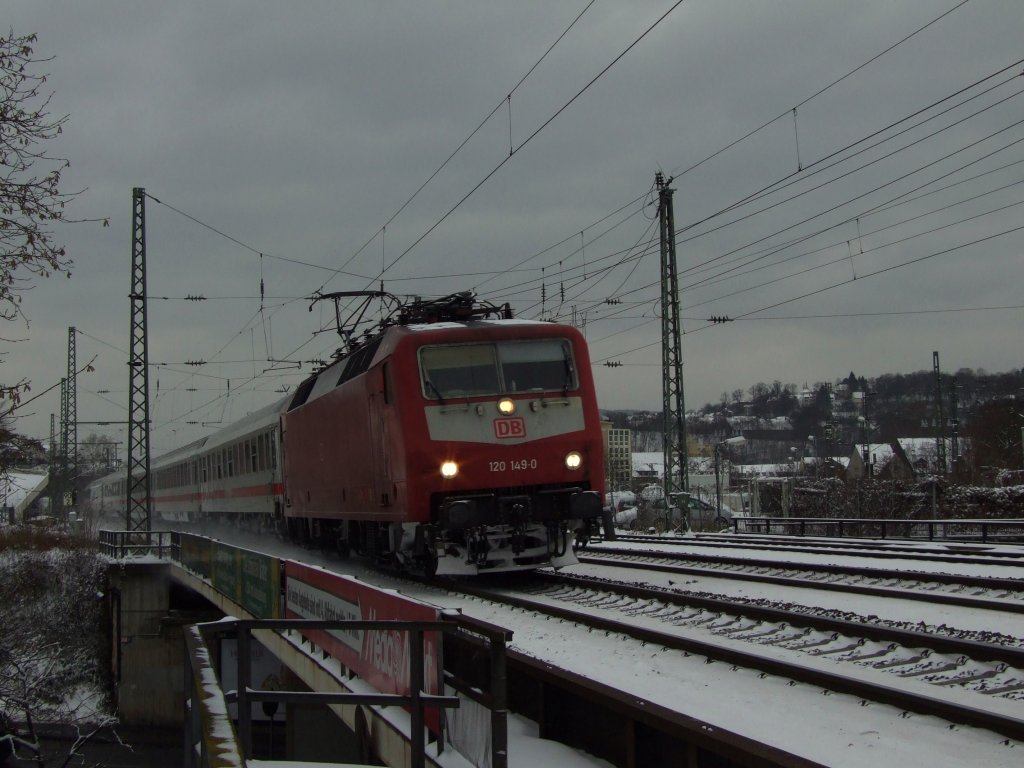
100;529;817;768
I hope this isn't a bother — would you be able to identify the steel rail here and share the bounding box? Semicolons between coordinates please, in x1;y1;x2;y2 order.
587;542;1024;590
449;578;1024;742
605;533;1024;567
577;550;1024;615
698;531;1019;554
535;572;1024;667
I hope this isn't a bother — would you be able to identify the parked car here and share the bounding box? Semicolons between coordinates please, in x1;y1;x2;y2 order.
612;505;639;529
651;495;735;532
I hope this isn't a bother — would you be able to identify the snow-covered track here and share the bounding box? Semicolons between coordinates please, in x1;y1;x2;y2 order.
606;532;1024;567
578;547;1024;614
443;573;1024;741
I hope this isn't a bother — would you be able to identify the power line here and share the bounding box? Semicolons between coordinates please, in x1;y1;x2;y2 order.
667;0;973;183
736;304;1024;321
482;63;1024;323
591;221;1024;364
319;1;600;295
377;0;687;281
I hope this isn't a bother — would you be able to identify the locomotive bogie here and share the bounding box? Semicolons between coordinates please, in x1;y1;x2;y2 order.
399;520;578;576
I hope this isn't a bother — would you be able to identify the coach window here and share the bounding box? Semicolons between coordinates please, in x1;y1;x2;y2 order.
201;457;207;483
250;440;258;473
226;448;233;478
270;432;277;471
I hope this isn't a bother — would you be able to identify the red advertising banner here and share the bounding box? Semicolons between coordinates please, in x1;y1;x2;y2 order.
283;561;442;732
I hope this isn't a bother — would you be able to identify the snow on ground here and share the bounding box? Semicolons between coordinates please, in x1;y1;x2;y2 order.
175;523;1024;767
401;580;1022;768
568;561;1024;640
597;535;1024;581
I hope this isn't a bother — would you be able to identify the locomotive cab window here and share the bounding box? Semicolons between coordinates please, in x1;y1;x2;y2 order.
499;339;575;392
419;339;576;399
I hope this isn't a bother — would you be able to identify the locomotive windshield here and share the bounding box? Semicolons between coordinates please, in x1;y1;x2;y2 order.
420;339;576;399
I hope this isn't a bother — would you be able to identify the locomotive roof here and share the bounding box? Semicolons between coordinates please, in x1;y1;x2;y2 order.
403;318;556;332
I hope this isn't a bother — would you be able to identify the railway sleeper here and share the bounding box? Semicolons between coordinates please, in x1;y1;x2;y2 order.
872;648;932;670
895;655;968;678
734;623;789;641
761;628;813;646
707;617;753;633
715;620;763;636
977;678;1024;696
621;600;663;617
779;631;840;651
846;642;899;662
934;663;1008;687
809;637;867;657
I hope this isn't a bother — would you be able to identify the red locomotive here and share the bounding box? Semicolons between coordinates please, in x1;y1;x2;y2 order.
85;292;606;574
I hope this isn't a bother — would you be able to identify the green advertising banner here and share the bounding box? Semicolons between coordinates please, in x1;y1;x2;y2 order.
238;548;280;619
178;534;214;580
175;534;280;620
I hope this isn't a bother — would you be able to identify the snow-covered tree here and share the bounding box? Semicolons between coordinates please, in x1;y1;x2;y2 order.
0;533;123;766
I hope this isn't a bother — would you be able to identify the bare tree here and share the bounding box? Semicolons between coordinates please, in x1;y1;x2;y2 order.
0;29;106;408
0;537;123;766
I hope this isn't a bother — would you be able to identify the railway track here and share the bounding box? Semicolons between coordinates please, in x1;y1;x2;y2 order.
603;532;1024;567
577;546;1024;614
441;571;1024;741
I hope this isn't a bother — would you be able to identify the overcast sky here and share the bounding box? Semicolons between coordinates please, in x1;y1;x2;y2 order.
5;0;1023;455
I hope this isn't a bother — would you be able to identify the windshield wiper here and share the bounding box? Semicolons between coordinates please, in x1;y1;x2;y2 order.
562;350;574;396
424;378;446;404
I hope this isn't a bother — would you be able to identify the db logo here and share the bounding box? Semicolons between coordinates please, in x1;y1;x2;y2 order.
493;417;526;439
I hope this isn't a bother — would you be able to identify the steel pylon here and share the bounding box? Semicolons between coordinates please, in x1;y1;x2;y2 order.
126;188;152;532
657;172;689;499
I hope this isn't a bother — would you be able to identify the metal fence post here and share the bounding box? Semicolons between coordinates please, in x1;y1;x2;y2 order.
237;627;252;758
490;630;508;768
410;627;425;768
184;647;195;768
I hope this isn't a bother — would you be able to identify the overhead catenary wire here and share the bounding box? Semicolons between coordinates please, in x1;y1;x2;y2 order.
133;1;1009;434
374;0;688;283
477;59;1024;323
591;220;1024;364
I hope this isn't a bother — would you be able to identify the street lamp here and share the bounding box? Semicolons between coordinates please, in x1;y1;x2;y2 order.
715;436;746;518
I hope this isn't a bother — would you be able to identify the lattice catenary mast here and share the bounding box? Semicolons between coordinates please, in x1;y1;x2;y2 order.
657;172;689;498
61;326;78;510
126;188;152;532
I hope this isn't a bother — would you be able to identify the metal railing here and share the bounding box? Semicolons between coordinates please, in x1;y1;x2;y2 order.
185;618;467;768
734;516;1024;543
110;532;513;767
98;529;177;559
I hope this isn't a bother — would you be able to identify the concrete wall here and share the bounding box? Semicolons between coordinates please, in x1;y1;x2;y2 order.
107;562;186;728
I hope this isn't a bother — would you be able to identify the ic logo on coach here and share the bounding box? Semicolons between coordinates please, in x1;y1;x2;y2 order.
493;417;527;439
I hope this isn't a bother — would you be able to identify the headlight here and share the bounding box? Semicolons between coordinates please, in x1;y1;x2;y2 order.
565;451;582;470
440;461;459;479
498;398;516;415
